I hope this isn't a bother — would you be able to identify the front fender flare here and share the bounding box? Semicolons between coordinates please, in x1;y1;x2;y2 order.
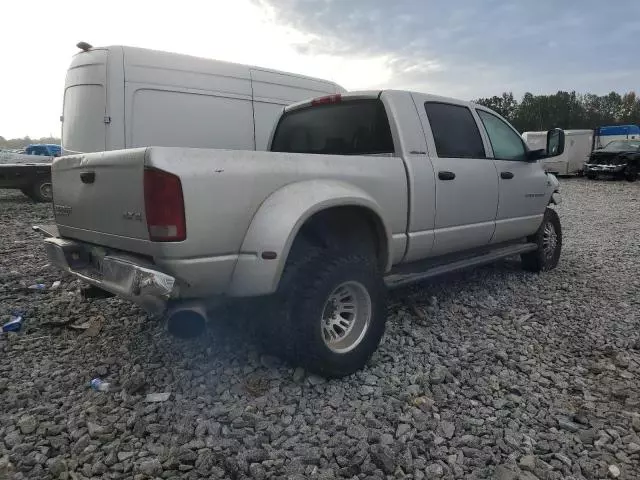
227;179;391;296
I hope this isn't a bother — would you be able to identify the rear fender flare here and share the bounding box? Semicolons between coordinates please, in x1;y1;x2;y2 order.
228;180;391;296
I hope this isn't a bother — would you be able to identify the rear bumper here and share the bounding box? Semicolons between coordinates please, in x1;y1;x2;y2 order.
43;236;175;315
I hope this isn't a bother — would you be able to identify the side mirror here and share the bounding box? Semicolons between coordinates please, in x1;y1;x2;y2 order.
546;128;565;158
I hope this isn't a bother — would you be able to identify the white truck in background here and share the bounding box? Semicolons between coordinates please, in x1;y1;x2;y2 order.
40;90;566;378
522;130;593;176
61;43;346;155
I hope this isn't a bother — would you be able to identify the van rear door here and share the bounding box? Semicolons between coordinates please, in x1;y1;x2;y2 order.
62;49;108;154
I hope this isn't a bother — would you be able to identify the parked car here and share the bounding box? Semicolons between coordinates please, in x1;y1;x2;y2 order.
61;43;345;155
25;144;61;157
584;139;640;181
38;90;565;378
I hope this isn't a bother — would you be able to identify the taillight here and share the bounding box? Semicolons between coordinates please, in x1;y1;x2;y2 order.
144;168;186;242
311;94;342;106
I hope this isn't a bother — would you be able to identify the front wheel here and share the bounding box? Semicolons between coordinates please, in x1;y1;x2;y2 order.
586;173;597;180
281;251;387;378
521;207;562;273
624;165;638;182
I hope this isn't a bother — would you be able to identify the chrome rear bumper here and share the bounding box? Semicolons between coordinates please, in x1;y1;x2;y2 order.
42;235;175;315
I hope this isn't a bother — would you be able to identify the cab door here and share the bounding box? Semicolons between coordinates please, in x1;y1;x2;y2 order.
412;94;499;256
474;107;549;243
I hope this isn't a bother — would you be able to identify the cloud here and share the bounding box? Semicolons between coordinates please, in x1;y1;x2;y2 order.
2;0;639;137
257;0;640;99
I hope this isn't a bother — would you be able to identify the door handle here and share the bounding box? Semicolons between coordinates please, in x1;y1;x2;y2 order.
438;171;456;181
500;171;514;179
80;171;95;184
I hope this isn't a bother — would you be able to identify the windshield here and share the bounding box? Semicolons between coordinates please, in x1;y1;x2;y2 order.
602;140;640;151
271;99;394;155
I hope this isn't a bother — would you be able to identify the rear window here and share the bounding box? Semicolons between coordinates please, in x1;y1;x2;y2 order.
425;102;485;159
271;99;394;155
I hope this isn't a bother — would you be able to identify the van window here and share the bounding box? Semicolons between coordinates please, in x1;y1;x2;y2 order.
424;102;485;159
271;99;394;155
62;85;106;153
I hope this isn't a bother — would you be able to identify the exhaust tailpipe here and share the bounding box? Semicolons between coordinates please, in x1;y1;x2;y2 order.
165;303;207;338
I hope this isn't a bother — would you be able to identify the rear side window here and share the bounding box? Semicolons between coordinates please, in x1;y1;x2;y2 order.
424;102;485;159
271;99;394;155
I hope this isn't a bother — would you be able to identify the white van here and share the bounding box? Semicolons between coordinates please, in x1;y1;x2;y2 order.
61;44;346;154
522;129;593;176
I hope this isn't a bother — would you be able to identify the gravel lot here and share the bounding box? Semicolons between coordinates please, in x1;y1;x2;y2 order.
1;178;639;480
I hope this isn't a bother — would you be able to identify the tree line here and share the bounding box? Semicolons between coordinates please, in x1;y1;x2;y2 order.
0;136;61;150
3;90;640;144
475;91;640;133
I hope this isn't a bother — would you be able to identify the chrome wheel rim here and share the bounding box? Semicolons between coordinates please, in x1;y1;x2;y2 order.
321;281;371;354
40;182;53;200
542;221;557;260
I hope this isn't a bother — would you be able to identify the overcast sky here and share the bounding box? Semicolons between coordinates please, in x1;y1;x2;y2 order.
1;0;639;139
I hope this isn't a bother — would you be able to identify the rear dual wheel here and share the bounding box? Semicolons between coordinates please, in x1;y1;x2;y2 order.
262;244;387;378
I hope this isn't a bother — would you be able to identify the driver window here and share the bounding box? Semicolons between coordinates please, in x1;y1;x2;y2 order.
477;110;527;161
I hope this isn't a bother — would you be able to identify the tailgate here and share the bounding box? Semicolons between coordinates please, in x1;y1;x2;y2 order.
52;148;150;248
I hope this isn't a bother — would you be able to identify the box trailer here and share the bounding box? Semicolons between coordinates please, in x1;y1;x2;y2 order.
522;129;593;176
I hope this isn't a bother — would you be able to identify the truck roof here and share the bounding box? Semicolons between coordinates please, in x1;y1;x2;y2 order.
285;89;483;113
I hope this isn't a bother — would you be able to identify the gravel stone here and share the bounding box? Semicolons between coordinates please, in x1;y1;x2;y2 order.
494;465;519;480
608;464;621;478
632;416;640;433
308;374;326;386
519;472;540;480
557;418;582;433
137;458;163;476
118;451;135;462
86;421;107;438
519;455;536;472
47;457;67;477
292;367;305;382
370;445;395;473
1;179;640;479
439;421;455;439
17;415;38;434
425;463;444;478
429;365;448;384
396;423;411;438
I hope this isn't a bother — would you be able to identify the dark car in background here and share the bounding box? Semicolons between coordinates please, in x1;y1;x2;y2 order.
584;140;640;181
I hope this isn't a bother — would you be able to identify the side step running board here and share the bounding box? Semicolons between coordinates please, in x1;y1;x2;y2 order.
384;243;537;289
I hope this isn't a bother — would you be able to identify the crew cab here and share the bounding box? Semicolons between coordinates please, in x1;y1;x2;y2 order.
39;90;565;377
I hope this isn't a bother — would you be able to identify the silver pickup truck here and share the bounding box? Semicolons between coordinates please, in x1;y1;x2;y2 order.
39;90;565;377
